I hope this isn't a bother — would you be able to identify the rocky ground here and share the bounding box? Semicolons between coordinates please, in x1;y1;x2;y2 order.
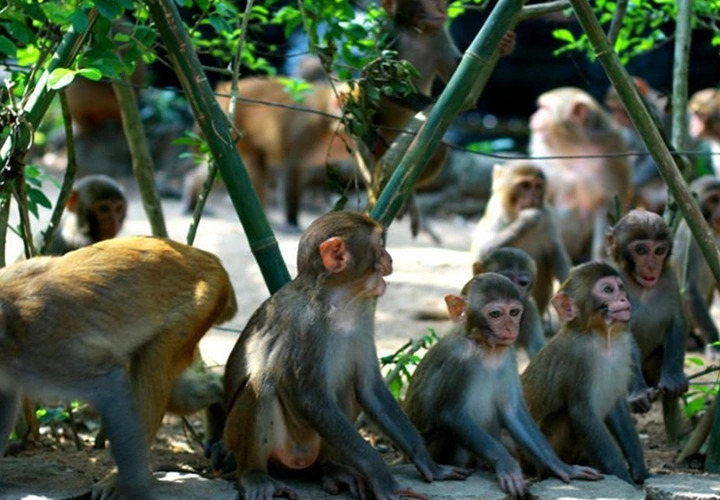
1;181;719;499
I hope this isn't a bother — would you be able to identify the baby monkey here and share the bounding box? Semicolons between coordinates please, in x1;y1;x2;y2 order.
404;273;601;496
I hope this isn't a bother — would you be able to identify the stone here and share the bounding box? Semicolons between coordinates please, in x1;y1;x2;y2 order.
528;475;645;500
646;473;720;500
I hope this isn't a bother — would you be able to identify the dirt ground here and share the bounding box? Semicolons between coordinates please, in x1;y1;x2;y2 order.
3;182;716;491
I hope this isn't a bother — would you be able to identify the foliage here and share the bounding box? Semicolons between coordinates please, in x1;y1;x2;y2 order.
552;0;720;63
380;329;440;399
683;346;720;421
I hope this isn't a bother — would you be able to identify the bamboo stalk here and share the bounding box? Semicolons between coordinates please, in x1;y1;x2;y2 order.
145;0;290;293
371;0;526;225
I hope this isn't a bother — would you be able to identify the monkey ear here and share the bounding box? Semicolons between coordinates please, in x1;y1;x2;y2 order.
472;262;483;276
66;190;80;213
605;230;616;258
491;164;506;183
551;292;577;323
445;294;466;323
319;237;350;274
570;101;589;123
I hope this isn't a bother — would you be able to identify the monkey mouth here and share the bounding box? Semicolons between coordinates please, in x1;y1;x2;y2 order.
493;333;518;345
608;306;631;322
636;273;658;287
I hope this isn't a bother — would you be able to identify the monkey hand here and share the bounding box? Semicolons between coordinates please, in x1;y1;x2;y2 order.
629;461;650;484
517;208;543;231
321;461;371;499
239;471;298;500
495;456;526;497
555;464;603;482
658;371;689;398
628;387;656;413
91;471;154;500
414;457;472;483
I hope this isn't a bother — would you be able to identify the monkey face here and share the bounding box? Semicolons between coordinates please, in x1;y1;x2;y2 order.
472;299;523;346
512;176;545;211
592;276;631;325
627;239;668;289
91;199;127;241
702;190;720;232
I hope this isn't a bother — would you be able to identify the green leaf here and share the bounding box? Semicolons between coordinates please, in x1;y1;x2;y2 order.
47;68;77;90
553;29;576;43
21;2;48;23
0;35;16;58
77;68;103;81
95;0;124;20
28;187;52;210
687;356;705;366
70;10;90;33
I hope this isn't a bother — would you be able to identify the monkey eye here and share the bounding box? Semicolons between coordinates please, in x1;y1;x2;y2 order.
634;244;648;255
510;308;522;317
488;310;502;319
518;181;531;190
603;285;615;294
517;277;531;288
655;246;668;256
708;195;720;204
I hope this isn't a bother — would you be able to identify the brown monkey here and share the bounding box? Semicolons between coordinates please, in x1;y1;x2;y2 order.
0;236;237;499
521;262;649;484
206;77;353;228
223;210;469;500
672;176;720;353
473;248;545;357
529;87;632;262
470;160;571;314
43;174;127;256
404;273;601;496
606;210;689;437
689;88;720;175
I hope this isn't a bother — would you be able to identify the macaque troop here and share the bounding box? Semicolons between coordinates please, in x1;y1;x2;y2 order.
10;0;720;497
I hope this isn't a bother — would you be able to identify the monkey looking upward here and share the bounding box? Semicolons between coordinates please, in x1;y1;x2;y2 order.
672;176;720;354
44;174;127;255
521;262;649;484
606;209;689;440
470;160;570;315
473;248;545;357
223;211;469;500
404;273;601;497
529;87;632;262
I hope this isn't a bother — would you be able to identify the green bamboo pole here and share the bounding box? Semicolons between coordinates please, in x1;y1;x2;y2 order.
145;0;290;293
0;11;97;167
568;0;720;285
112;78;169;238
371;0;525;225
671;0;692;152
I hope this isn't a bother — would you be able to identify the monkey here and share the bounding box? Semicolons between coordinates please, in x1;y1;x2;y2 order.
529;87;633;262
470;160;571;315
521;261;649;484
688;88;720;176
672;175;720;355
606;209;689;439
473;248;545;357
604;78;670;213
200;76;353;228
223;210;470;500
43;174;127;256
0;236;237;499
403;273;602;496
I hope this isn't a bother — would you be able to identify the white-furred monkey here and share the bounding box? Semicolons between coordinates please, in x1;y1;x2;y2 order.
470;160;571;315
43;174;127;256
606;210;689;439
404;273;601;496
689;88;720;176
672;176;720;354
521;262;649;484
473;248;544;357
0;236;237;499
529;87;632;262
223;211;470;500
